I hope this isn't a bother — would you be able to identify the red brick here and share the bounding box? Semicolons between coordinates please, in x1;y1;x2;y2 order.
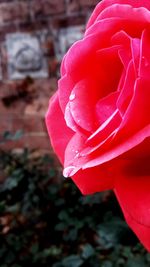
0;135;28;150
12;115;46;134
0;101;9;114
27;134;50;150
32;0;65;17
66;0;80;13
79;0;99;7
0;133;50;151
24;97;49;117
0;1;29;24
0;114;12;134
52;16;86;29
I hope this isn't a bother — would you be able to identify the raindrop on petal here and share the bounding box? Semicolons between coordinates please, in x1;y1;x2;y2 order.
63;166;76;178
75;152;80;159
69;93;76;101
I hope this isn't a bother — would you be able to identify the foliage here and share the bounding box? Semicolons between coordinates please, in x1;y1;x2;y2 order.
0;149;149;267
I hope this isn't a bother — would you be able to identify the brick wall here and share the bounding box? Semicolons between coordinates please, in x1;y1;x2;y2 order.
0;0;99;153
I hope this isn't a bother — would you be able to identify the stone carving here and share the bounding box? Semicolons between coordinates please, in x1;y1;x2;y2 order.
55;25;85;60
15;43;42;72
6;33;48;80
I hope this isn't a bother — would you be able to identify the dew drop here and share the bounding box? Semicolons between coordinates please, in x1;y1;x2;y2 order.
75;152;80;159
63;166;76;178
69;93;76;101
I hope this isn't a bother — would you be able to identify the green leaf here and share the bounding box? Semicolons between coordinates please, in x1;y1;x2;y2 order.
58;210;70;221
81;244;95;259
126;257;147;267
101;261;113;267
30;243;39;254
0;201;6;212
55;222;66;231
62;255;83;267
2;130;23;141
6;203;20;213
12;130;24;140
64;228;78;241
2;177;18;191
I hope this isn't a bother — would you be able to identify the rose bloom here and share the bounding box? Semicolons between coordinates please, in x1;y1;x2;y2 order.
46;0;150;250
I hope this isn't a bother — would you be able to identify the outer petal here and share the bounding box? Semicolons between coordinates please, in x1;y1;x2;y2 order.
72;162;115;195
58;75;75;113
87;0;150;29
122;136;150;159
63;133;87;177
114;157;150;250
96;4;150;22
45;93;73;164
123;208;150;252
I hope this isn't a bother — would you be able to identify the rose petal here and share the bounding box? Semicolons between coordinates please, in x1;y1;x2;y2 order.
65;36;102;81
63;133;87;176
114;158;150;249
111;30;131;69
65;102;81;133
111;30;131;47
72;162;115;195
96;45;123;97
58;74;75;112
69;79;99;132
131;38;141;74
60;54;67;76
122;207;150;251
85;110;121;148
139;29;150;79
65;102;89;135
87;0;150;29
82;125;150;169
96;91;120;124
76;76;150;169
122;137;150;159
117;60;136;116
119;78;150;133
97;4;150;22
45;93;73;164
86;16;149;40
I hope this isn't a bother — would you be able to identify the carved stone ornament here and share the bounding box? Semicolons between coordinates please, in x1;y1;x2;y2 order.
6;33;48;80
55;26;85;60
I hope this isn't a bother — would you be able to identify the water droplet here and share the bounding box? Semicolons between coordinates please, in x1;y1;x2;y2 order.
63;166;76;178
75;152;80;159
69;93;75;101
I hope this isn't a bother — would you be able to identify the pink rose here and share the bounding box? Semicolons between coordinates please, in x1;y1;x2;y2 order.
46;0;150;250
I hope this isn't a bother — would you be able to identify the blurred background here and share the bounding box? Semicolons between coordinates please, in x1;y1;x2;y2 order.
0;0;99;152
0;1;150;266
